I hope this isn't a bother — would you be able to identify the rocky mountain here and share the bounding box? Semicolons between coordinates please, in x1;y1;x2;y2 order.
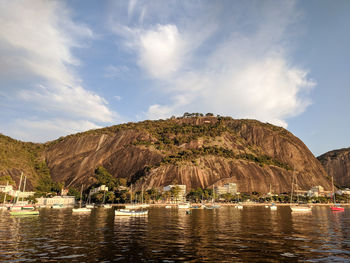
318;148;350;188
0;116;332;193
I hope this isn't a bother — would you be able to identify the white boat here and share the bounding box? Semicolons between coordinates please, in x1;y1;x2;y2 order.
235;205;243;209
9;205;23;211
270;205;277;210
72;185;91;213
102;204;112;208
140;204;150;208
289;173;311;212
177;203;190;209
10;210;39;216
165;205;172;209
290;205;312;212
72;207;91;213
86;204;94;209
115;209;148;216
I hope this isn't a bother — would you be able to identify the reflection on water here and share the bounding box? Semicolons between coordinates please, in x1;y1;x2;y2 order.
0;206;350;262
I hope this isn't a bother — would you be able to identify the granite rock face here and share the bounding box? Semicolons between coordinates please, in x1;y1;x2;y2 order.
41;117;332;193
318;148;350;188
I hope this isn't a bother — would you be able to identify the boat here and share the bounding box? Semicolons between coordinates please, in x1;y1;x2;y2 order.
289;173;312;212
204;204;221;209
72;207;91;213
177;203;190;209
10;210;39;216
85;204;94;209
270;203;278;210
330;176;344;211
191;204;204;209
72;185;91;213
115;209;148;216
102;204;112;208
290;205;311;212
165;205;172;209
21;205;35;210
235;204;243;209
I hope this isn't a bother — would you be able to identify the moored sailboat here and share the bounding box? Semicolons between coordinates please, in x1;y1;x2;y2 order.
289;172;312;212
72;185;91;213
330;176;344;211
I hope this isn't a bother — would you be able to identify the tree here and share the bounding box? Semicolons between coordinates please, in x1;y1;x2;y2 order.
170;186;181;202
68;187;80;200
95;166;118;190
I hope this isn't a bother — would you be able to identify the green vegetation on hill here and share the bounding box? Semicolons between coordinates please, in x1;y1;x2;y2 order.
0;134;49;187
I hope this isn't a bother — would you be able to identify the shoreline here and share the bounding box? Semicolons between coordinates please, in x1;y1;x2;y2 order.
114;202;350;207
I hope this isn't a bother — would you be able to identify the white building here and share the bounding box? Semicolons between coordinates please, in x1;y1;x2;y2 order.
0;184;13;193
163;185;186;202
215;183;237;196
307;185;325;197
337;188;350;195
36;196;75;206
89;185;108;196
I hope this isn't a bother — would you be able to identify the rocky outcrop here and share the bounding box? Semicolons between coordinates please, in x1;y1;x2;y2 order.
318;148;350;187
1;117;333;193
41;117;332;193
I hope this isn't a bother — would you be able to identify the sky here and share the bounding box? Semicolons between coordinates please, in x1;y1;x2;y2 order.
0;0;349;156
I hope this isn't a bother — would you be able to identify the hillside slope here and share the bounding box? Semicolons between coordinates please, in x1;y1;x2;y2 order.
318;148;350;188
41;116;332;193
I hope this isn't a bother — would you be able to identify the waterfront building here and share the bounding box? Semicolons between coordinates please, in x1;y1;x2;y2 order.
89;185;108;196
0;184;13;193
215;183;238;196
337;188;350;195
163;185;186;202
36;196;75;206
307;185;325;197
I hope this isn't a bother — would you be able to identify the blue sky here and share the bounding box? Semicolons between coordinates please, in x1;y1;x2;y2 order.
0;0;349;156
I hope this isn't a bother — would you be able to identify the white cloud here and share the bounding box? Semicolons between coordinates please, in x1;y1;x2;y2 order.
0;0;116;141
2;118;101;143
137;24;187;79
19;85;114;123
114;1;314;128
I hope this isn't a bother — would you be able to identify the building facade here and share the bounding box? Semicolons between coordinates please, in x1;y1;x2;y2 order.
89;185;108;196
163;185;186;202
215;183;237;196
36;196;75;206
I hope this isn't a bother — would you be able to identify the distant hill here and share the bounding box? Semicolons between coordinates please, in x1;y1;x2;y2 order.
0;115;332;193
318;147;350;188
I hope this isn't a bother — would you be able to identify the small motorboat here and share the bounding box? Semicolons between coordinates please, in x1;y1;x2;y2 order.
115;209;148;216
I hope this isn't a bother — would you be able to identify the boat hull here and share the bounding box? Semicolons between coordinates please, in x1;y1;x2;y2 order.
115;209;148;216
72;208;91;213
331;206;344;211
10;210;39;216
290;206;312;212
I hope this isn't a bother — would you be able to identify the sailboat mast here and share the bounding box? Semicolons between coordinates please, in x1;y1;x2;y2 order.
141;186;144;204
21;176;27;202
130;184;133;204
290;172;295;204
332;175;335;204
80;184;83;208
16;172;23;204
3;181;8;204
